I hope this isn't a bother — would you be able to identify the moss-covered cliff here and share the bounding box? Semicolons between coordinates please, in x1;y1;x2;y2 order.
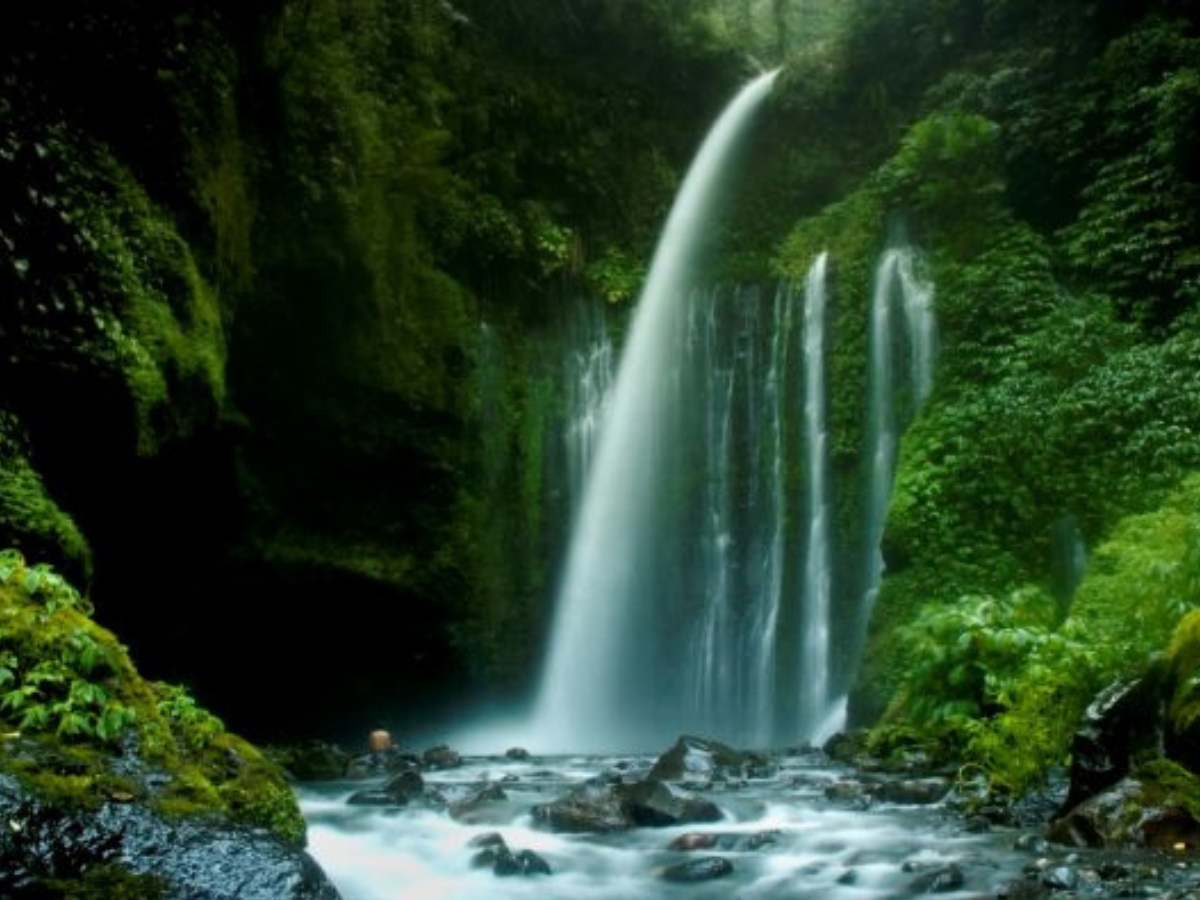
775;0;1200;792
0;0;770;738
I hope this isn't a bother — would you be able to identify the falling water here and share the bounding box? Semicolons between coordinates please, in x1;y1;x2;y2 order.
798;252;836;739
530;70;780;752
861;248;936;625
563;305;614;510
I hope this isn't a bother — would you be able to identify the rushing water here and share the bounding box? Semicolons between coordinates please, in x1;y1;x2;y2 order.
300;752;1065;900
531;71;781;752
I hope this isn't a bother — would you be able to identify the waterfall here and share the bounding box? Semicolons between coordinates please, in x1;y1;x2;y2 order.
861;247;936;626
798;252;837;740
530;71;780;752
564;305;614;511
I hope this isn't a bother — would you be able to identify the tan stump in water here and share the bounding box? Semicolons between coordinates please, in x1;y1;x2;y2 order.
368;729;393;753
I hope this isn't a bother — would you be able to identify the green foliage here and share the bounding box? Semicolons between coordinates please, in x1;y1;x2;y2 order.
33;864;169;900
890;588;1059;722
0;550;306;847
0;418;91;584
880;476;1200;793
878;112;1005;256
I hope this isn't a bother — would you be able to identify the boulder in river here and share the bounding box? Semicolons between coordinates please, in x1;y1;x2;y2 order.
531;777;723;833
648;735;748;783
422;744;463;770
661;856;734;883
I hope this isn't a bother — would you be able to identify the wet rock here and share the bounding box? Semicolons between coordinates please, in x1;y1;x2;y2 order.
1058;677;1166;816
824;780;868;803
824;729;870;764
621;779;722;827
1049;773;1200;850
384;770;425;803
661;856;734;883
1013;834;1050;854
448;783;507;823
836;868;858;885
345;748;421;779
876;777;951;805
510;849;552;876
0;773;339;900
1041;865;1078;890
648;735;747;783
531;782;630;833
908;862;964;893
996;876;1050;899
279;741;351;781
668;832;717;851
422;745;463;770
668;830;777;851
347;769;429;807
346;789;398;806
531;777;722;833
466;833;551;877
505;747;531;761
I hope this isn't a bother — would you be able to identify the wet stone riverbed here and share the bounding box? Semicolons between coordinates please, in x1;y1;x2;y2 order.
298;748;1200;900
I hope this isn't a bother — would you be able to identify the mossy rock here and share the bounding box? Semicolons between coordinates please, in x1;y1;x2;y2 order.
1166;609;1200;774
0;549;305;848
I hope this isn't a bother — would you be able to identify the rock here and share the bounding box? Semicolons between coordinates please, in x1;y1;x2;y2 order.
505;747;531;760
824;780;868;803
422;745;463;770
1048;772;1200;850
621;779;722;827
875;777;951;805
279;741;351;781
0;773;339;900
824;729;870;764
448;783;508;823
384;770;426;803
1057;676;1165;816
510;849;552;876
346;789;398;806
996;876;1050;899
648;735;746;783
668;830;777;851
669;832;718;851
908;862;964;893
661;856;734;883
1041;865;1078;890
531;777;723;833
531;782;631;833
347;769;428;807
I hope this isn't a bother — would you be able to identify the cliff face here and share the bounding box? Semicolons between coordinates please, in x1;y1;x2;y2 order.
0;0;749;739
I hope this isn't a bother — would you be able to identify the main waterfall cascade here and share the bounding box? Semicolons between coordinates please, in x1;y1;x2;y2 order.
530;70;782;752
528;67;937;752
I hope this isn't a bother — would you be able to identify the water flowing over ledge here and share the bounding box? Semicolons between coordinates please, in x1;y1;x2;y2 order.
529;70;782;753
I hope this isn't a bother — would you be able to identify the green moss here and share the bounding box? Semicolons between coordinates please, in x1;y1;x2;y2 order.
0;416;91;583
35;864;169;900
1135;758;1200;824
0;550;306;847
